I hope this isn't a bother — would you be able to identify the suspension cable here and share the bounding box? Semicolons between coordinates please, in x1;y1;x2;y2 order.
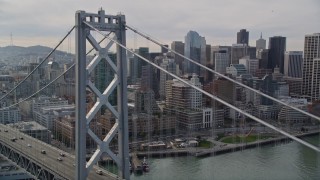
125;24;320;122
84;21;320;152
0;64;75;111
0;26;75;102
0;31;112;111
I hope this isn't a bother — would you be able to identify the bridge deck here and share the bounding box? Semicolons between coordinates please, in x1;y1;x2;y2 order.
0;124;117;180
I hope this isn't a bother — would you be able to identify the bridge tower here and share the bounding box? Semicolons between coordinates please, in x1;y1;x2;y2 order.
75;9;129;179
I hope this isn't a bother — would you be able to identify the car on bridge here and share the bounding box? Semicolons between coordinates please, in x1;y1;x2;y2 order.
96;170;103;175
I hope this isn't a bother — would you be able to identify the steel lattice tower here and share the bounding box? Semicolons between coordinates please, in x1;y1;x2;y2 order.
75;9;129;179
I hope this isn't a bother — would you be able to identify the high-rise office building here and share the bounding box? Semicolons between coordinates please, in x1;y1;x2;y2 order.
231;44;256;64
184;31;206;76
256;33;266;50
284;51;303;78
166;74;203;110
159;56;177;100
311;59;320;100
171;41;185;73
239;56;259;75
268;36;286;73
211;46;231;67
302;33;320;100
141;64;153;90
215;50;230;74
129;47;150;84
94;53;117;106
161;44;169;54
257;49;269;69
237;29;249;45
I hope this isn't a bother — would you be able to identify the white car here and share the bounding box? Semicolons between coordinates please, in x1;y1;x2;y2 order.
96;170;103;175
27;144;32;147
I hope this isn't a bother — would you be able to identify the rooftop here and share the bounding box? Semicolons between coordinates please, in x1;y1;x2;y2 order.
8;121;48;131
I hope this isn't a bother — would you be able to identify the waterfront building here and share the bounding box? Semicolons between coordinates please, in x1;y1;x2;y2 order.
302;33;320;101
213;108;224;127
165;75;213;130
278;97;309;124
311;58;320;100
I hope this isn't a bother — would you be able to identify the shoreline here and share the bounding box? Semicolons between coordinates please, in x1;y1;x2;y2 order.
135;130;319;158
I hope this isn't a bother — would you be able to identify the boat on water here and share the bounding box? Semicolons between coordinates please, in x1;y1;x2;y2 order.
142;157;150;172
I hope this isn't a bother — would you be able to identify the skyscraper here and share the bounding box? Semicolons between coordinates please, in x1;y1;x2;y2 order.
215;50;230;74
159;56;177;100
184;31;206;76
94;53;117;110
231;44;256;64
257;49;269;69
237;29;249;45
256;33;266;50
284;51;303;78
211;46;231;67
312;59;320;100
239;56;259;75
302;33;320;100
268;36;286;73
171;41;185;73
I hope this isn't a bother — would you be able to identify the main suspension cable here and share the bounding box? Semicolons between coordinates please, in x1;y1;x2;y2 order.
0;26;75;102
0;64;75;111
0;31;112;110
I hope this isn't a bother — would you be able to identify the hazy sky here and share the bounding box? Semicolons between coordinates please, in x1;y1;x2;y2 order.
0;0;319;52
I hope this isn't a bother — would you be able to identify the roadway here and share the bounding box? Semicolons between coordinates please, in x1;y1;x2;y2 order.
0;124;117;180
